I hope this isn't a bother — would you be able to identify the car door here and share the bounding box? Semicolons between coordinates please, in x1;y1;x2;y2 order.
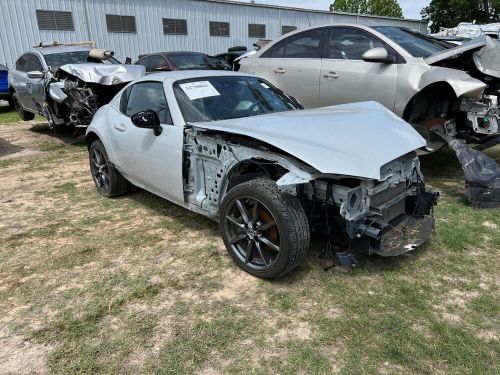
24;53;46;111
319;27;398;110
252;28;326;108
109;81;185;203
11;55;31;108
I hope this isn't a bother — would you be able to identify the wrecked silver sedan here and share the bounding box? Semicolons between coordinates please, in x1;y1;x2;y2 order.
9;44;145;127
239;25;500;207
86;71;438;279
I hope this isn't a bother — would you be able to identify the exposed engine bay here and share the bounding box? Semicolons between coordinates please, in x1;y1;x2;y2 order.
45;49;145;127
429;36;500;142
183;128;438;263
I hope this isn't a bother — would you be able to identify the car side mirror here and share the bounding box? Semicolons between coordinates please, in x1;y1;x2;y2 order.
362;48;396;64
131;110;163;136
27;70;45;79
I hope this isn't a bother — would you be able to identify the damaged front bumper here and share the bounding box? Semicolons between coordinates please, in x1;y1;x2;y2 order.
346;187;439;257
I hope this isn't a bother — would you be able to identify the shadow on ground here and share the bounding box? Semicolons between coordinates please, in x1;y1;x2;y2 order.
0;137;23;157
28;122;86;147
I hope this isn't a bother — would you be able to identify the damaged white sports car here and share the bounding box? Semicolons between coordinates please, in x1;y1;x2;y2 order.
86;71;438;279
9;45;145;127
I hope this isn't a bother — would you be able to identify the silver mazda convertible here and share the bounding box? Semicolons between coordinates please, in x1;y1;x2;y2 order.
86;70;438;279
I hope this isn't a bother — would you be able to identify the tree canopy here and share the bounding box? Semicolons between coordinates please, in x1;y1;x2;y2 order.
329;0;404;18
422;0;500;33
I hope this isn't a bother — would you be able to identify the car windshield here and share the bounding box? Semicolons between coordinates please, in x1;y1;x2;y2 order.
169;53;229;70
44;51;120;71
174;76;300;122
373;26;451;58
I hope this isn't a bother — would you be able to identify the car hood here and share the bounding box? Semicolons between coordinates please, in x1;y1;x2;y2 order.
56;63;145;85
426;35;500;78
192;101;426;180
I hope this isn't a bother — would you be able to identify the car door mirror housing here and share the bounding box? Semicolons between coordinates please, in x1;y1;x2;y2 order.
362;48;395;64
27;70;45;79
131;110;163;136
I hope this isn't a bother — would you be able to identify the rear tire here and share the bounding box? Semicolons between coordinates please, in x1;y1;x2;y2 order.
89;140;131;197
220;178;310;279
12;92;35;121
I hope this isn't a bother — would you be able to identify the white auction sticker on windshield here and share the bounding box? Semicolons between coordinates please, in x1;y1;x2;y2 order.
179;81;220;100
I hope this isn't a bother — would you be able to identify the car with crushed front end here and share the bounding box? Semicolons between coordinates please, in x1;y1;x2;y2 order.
85;70;438;279
9;43;145;128
239;24;500;207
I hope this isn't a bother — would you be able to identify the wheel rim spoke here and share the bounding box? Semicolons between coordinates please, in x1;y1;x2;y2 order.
230;233;247;244
245;241;254;263
256;220;276;232
225;215;245;229
93;150;101;165
92;159;101;169
255;242;269;267
251;200;259;224
259;235;280;253
236;199;251;224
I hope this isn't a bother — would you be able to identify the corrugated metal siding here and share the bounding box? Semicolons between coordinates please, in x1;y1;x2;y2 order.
0;0;428;67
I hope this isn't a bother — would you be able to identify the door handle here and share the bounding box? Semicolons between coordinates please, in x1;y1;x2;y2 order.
114;123;126;132
273;68;286;74
323;72;339;79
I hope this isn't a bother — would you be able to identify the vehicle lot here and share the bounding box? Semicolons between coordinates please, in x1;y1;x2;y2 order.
0;104;498;373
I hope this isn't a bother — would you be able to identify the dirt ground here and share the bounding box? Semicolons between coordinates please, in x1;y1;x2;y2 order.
0;121;498;374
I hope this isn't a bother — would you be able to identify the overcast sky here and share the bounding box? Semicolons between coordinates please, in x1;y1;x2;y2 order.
236;0;431;20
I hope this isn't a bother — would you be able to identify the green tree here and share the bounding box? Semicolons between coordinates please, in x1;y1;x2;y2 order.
330;0;403;18
422;0;500;32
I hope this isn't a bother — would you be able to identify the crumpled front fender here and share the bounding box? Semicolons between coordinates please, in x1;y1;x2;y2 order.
394;65;486;117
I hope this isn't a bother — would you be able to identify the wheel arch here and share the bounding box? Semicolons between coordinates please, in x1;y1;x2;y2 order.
403;81;458;123
85;131;101;149
218;154;313;206
84;130;119;167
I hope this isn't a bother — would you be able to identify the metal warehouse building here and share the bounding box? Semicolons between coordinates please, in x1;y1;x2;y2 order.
0;0;428;67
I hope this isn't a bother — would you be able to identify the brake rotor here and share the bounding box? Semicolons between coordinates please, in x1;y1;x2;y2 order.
258;207;279;250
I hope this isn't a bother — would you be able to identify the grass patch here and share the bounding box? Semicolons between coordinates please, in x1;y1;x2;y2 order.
0;102;45;124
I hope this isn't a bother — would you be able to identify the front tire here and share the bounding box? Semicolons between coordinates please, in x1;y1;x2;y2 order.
220;179;310;279
89;140;131;197
12;92;35;121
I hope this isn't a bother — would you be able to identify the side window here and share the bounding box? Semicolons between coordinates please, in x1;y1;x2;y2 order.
135;56;153;72
262;29;323;59
148;56;171;71
119;86;131;114
125;81;172;125
262;40;286;58
16;55;28;71
24;54;44;72
327;27;386;60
